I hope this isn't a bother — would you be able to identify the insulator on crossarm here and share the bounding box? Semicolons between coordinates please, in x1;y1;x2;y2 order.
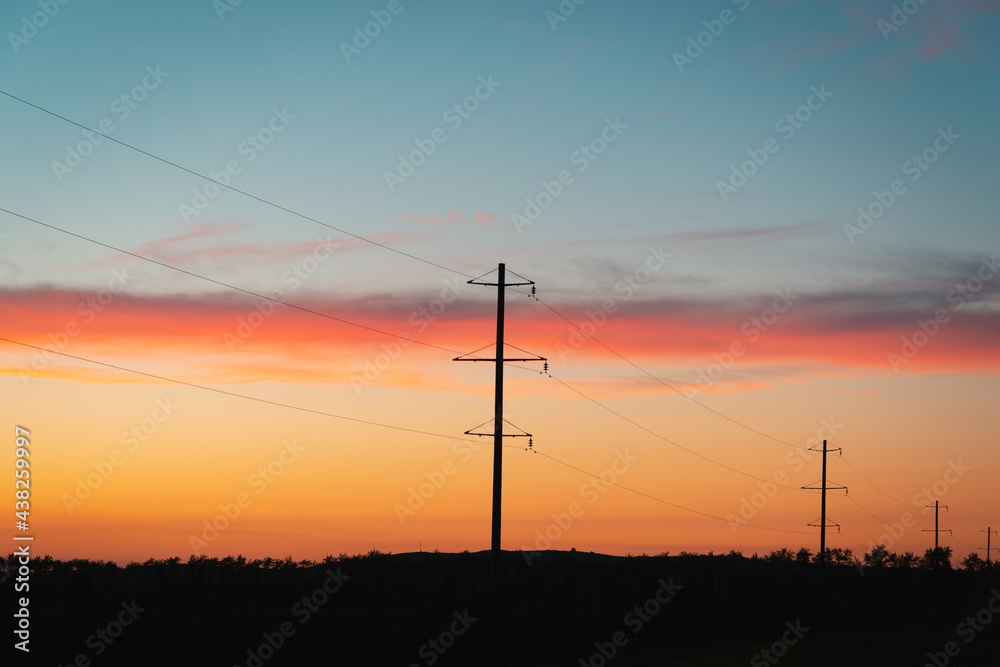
531;285;536;296
543;361;548;373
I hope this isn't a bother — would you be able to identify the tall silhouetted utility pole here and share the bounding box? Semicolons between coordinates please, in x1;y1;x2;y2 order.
980;527;997;565
454;263;544;618
802;439;847;617
923;500;951;551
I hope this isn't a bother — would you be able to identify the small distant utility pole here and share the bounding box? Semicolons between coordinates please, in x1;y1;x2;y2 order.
454;263;544;618
922;500;951;551
980;527;997;565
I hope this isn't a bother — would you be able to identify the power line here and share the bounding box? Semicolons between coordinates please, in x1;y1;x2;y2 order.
0;206;459;355
0;208;954;543
948;511;984;539
548;372;806;491
0;335;462;443
837;532;868;550
1;89;820;456
0;206;542;378
533;450;814;535
534;297;810;451
1;336;820;543
839;456;914;511
0;93;955;532
0;205;834;495
844;495;928;541
2;206;807;495
0;90;469;279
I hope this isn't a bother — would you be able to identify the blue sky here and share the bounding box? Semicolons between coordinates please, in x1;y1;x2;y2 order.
3;0;996;295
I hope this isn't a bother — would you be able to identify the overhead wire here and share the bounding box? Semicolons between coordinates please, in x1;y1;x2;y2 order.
0;90;470;279
2;91;965;548
533;449;814;535
0;206;457;355
0;89;817;456
1;206;801;493
547;372;806;491
0;336;464;443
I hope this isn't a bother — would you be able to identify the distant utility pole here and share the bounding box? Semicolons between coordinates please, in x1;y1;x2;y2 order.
922;500;951;551
454;263;544;618
801;439;847;616
980;527;998;565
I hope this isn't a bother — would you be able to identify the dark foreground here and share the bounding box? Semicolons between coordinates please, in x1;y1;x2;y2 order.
9;550;1000;666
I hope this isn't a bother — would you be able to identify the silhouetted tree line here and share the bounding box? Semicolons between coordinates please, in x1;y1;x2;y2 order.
754;544;990;570
8;544;990;574
4;545;997;625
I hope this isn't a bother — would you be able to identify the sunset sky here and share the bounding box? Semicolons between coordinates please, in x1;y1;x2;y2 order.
1;0;998;563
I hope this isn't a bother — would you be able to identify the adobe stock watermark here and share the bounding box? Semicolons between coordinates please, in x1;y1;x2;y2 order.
213;0;246;21
384;74;501;192
62;398;180;514
726;416;843;534
340;0;414;63
350;275;466;393
923;589;1000;667
178;107;296;223
188;439;306;554
750;620;809;666
393;435;483;523
407;609;477;667
844;126;960;244
555;246;672;362
578;578;682;666
511;116;627;233
887;255;996;372
878;0;930;41
17;268;131;385
234;567;350;667
51;65;170;182
717;84;832;202
7;0;72;54
545;0;588;31
222;235;340;352
673;0;752;73
681;288;798;399
522;449;639;565
54;600;145;665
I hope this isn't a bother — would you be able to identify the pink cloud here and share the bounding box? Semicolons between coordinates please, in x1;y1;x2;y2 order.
84;222;438;270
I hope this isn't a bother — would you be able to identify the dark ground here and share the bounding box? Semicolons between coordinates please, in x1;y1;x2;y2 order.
8;550;1000;666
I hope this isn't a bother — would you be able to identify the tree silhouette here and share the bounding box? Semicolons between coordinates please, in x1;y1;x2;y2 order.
921;546;953;569
961;552;986;571
765;548;795;563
